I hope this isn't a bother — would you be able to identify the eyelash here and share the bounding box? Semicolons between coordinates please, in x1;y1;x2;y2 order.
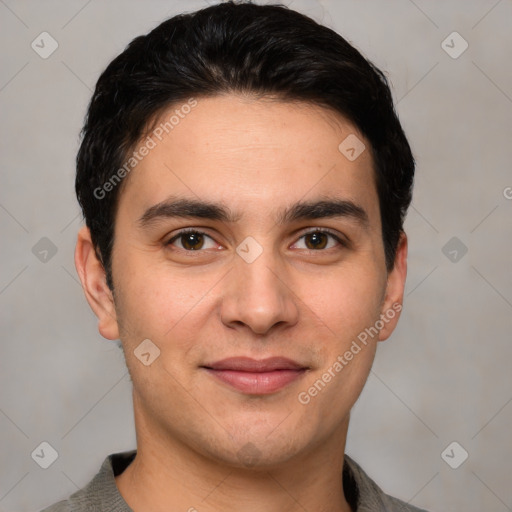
165;228;347;252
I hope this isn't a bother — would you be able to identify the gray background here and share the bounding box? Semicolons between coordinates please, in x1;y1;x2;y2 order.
1;0;511;510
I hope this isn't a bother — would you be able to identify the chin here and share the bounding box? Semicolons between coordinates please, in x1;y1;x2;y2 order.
198;430;308;470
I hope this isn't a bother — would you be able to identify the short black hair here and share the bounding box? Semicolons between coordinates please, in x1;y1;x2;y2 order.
76;0;415;290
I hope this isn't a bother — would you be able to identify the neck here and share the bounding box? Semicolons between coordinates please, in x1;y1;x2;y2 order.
116;395;354;512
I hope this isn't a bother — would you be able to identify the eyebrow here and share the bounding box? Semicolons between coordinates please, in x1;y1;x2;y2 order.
137;196;370;230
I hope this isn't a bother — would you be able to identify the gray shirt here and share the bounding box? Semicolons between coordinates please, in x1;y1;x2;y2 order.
41;450;429;511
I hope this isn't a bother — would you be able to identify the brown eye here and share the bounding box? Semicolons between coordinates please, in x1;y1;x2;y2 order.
167;230;217;251
304;232;329;250
180;232;205;250
293;230;344;251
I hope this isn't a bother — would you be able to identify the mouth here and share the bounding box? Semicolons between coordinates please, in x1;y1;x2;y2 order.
200;357;309;395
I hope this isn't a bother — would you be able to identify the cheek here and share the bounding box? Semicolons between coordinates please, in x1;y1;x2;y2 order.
295;272;382;425
304;266;385;338
113;255;217;353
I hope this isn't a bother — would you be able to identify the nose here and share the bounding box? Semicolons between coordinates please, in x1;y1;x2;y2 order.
220;249;299;336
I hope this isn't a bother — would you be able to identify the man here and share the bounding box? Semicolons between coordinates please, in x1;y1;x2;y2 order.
43;1;428;510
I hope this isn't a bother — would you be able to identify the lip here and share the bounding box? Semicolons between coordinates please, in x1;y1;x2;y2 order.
201;357;308;395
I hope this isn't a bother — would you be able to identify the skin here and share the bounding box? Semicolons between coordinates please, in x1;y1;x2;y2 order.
75;94;407;512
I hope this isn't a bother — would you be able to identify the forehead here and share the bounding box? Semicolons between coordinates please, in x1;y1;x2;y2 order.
118;95;379;228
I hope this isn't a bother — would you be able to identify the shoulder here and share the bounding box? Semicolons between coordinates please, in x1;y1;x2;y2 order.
344;454;430;512
38;450;136;512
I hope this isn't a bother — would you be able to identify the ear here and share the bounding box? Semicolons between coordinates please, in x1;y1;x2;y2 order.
378;231;408;342
74;226;120;340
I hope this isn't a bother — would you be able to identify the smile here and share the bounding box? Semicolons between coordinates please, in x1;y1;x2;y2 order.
201;357;309;395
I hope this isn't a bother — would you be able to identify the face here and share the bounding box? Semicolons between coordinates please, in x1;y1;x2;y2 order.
77;94;407;468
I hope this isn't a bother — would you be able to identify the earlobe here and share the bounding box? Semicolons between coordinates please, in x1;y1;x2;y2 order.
378;232;408;342
74;226;120;341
